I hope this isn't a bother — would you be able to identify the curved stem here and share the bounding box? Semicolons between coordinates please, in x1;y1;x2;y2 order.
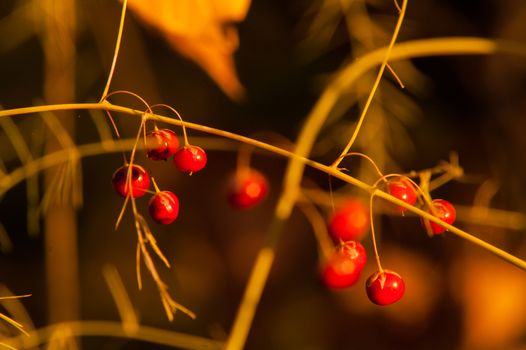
223;36;526;350
331;0;408;168
150;104;190;147
2;36;526;349
0;105;525;272
100;0;128;101
369;190;383;272
339;152;385;179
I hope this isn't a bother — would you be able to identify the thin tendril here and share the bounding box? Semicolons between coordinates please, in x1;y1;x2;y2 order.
337;152;385;179
331;0;408;167
149;104;189;147
369;191;383;272
100;0;128;101
386;63;405;88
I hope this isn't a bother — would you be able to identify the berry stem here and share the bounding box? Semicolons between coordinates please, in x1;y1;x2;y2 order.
338;152;385;179
3;34;526;347
394;0;402;12
369;190;384;272
102;90;153;163
1;103;526;272
236;143;253;179
151;177;161;193
150;104;190;147
386;63;405;88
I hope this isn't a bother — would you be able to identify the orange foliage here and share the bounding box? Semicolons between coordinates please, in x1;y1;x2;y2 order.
127;0;250;100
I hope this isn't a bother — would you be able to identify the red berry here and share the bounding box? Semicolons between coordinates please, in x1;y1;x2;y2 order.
227;169;269;209
173;146;207;173
322;255;361;289
366;270;405;305
388;178;417;213
148;191;179;224
112;164;150;198
340;240;367;271
328;199;369;241
421;199;456;234
322;240;367;289
146;129;179;160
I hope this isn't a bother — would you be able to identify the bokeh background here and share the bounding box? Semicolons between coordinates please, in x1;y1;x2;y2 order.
1;0;526;349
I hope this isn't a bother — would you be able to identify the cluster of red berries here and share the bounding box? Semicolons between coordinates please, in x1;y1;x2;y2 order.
111;128;207;224
387;178;456;234
321;177;457;306
322;199;404;306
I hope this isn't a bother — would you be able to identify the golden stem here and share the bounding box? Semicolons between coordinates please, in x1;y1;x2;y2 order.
100;0;128;101
331;0;408;167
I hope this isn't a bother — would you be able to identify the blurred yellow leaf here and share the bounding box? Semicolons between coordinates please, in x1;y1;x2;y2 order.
127;0;250;100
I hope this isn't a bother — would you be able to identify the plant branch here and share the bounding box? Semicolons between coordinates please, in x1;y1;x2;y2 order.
3;320;222;350
100;0;128;101
2;35;526;348
332;0;408;167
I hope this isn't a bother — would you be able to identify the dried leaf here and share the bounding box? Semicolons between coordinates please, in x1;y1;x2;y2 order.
127;0;250;100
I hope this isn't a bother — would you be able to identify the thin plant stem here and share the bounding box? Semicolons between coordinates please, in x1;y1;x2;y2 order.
0;105;525;271
100;0;128;101
386;63;405;88
369;191;383;272
394;0;402;13
2;35;526;348
0;342;16;350
338;152;385;178
223;35;526;350
150;104;190;147
225;217;283;350
3;320;222;350
151;176;161;193
331;0;408;168
102;265;139;333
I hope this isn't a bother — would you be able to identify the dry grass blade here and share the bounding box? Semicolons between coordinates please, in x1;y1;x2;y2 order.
27;119;45;235
0;118;41;235
132;211;195;321
136;215;170;268
114;195;130;230
0;342;17;350
40;111;75;149
0;288;34;348
88;109;116;146
2;320;222;349
38;163;67;214
102;265;139;334
0;313;28;337
40;111;83;208
0;118;33;164
135;243;142;290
